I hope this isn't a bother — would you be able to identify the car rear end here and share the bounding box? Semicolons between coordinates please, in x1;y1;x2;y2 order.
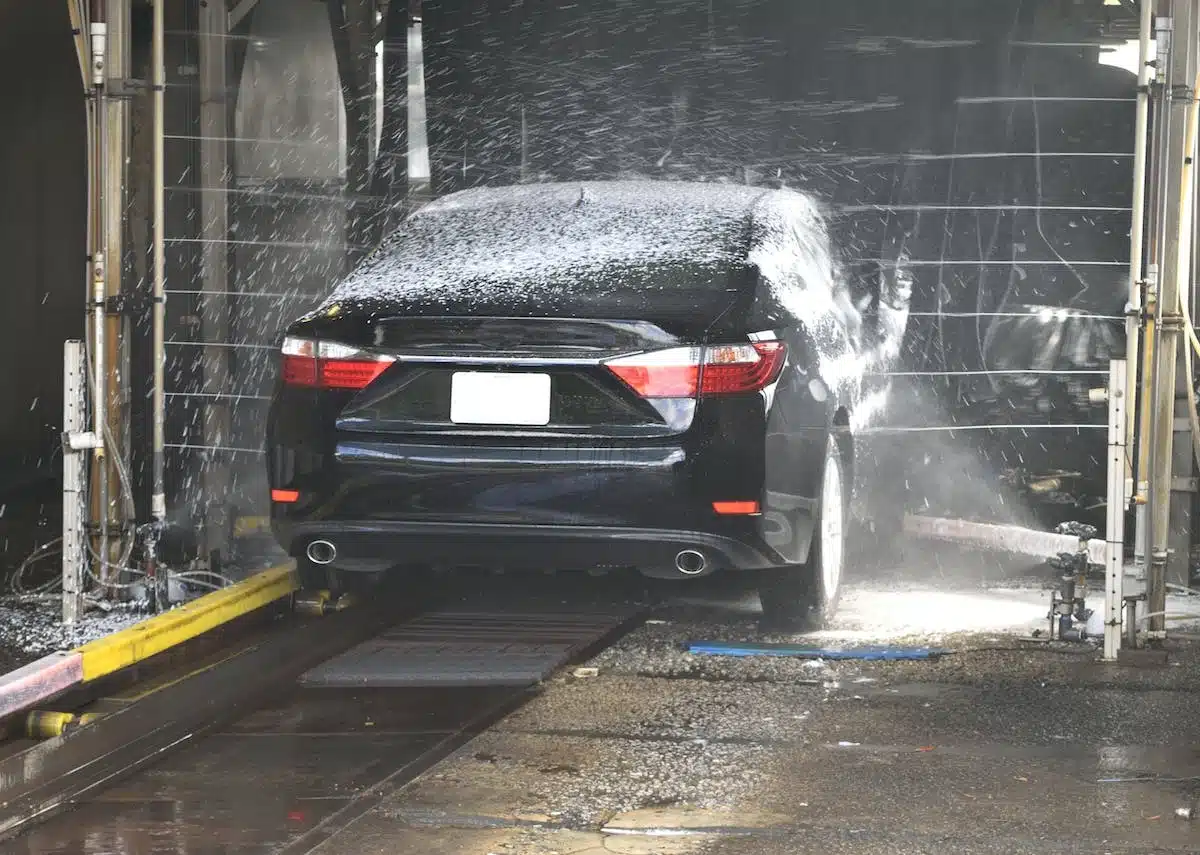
267;281;800;578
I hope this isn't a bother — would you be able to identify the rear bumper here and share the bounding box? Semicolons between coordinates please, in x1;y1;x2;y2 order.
276;519;781;578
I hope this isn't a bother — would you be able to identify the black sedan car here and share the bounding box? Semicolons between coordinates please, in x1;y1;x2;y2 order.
267;180;911;628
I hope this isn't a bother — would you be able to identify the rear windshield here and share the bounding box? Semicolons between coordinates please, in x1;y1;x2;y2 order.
323;182;758;310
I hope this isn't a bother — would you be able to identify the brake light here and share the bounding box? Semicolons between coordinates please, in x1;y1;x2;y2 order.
271;488;300;503
281;337;395;390
605;341;786;398
713;500;762;515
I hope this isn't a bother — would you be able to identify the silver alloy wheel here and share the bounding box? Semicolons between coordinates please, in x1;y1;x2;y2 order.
820;444;845;609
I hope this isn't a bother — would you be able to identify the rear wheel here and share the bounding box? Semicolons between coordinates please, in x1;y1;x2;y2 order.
758;435;847;630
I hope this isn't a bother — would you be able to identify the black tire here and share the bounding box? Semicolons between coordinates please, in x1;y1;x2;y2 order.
758;435;847;631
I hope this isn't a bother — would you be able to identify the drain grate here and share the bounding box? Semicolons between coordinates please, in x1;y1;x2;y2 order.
300;608;638;688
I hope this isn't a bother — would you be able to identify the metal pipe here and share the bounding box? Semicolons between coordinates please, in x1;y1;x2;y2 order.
1105;359;1129;660
102;0;131;585
197;0;232;561
89;0;109;584
1148;36;1200;639
67;2;91;93
151;0;166;524
407;12;430;196
1125;597;1140;648
1136;17;1172;576
1126;0;1153;480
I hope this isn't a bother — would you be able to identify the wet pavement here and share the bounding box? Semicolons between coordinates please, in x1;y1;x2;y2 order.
9;542;1200;854
12;686;524;854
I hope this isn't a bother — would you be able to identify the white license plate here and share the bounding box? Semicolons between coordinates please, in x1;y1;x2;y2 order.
449;372;552;426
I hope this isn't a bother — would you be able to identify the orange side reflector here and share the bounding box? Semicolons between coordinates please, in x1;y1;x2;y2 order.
713;500;761;515
271;489;300;503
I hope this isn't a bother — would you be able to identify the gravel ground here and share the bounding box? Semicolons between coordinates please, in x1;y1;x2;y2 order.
416;730;777;828
0;532;287;671
0;600;145;669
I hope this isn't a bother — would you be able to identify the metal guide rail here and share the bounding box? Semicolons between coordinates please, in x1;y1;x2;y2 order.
0;568;642;847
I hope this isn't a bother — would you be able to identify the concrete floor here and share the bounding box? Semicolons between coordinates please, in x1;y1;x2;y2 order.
306;544;1200;855
13;540;1200;854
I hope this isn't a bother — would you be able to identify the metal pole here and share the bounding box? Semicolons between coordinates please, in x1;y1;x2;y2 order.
62;342;87;625
1147;0;1198;641
1127;0;1153;491
104;0;130;579
89;0;110;586
407;9;430;197
1105;358;1129;661
67;0;93;622
1136;17;1173;580
151;0;166;526
67;1;91;94
199;0;231;562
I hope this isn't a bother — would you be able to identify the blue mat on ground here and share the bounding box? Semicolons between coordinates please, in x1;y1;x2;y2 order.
687;641;946;660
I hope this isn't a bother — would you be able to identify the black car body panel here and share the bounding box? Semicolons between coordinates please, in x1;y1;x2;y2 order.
267;180;911;576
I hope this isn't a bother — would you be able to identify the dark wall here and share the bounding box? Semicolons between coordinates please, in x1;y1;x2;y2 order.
0;1;87;495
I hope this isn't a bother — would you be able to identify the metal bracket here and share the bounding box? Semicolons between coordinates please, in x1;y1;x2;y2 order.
104;292;159;317
104;77;152;98
63;430;102;452
1172;476;1198;493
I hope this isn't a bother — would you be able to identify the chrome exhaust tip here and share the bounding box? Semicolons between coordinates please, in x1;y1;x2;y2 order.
675;549;708;576
306;540;337;566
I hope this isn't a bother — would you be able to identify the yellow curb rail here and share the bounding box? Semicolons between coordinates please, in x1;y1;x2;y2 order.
0;562;298;720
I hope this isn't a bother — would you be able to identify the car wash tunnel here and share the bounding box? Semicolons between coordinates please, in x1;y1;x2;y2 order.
4;0;1200;852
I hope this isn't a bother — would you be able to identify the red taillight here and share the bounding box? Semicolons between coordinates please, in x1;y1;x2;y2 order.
318;359;393;389
281;337;394;391
282;354;318;386
604;341;786;398
713;500;762;515
271;488;300;503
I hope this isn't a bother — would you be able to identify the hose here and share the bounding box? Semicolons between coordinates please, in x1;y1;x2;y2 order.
10;539;65;599
81;333;139;587
1136;610;1199;625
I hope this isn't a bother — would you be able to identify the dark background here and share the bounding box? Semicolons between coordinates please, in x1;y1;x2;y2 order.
0;0;1138;555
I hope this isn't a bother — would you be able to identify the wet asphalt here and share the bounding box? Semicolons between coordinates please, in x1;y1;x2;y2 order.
8;542;1200;854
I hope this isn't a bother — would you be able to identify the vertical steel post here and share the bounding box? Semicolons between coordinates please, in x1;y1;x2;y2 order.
199;0;231;561
62;342;87;626
1128;0;1153;523
1147;0;1198;639
1105;358;1129;661
151;0;166;526
104;0;130;577
1136;17;1173;583
88;0;110;585
407;6;430;198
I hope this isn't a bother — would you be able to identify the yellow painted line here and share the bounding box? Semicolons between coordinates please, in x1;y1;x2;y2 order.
74;562;298;683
